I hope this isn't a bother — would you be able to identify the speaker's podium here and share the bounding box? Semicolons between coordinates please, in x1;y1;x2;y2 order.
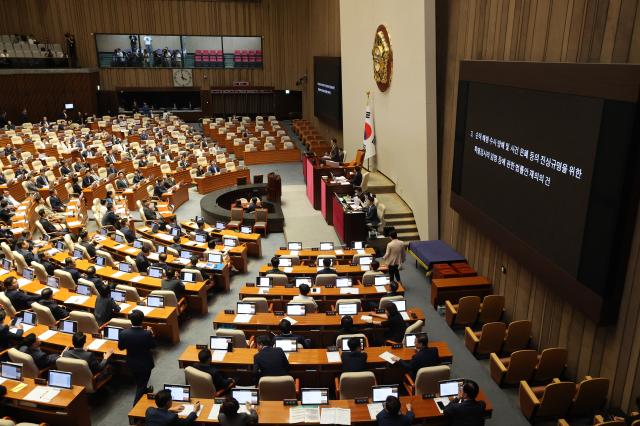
332;193;367;246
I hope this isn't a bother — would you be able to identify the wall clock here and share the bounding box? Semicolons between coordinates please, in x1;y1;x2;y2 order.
372;24;392;92
173;69;193;87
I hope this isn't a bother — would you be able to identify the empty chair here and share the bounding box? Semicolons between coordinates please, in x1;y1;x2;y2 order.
30;262;49;283
519;380;576;421
227;207;244;230
107;318;132;329
335;333;369;349
181;268;203;282
115;284;141;303
266;273;288;286
69;311;100;334
96;250;115;267
532;348;568;383
54;269;77;291
478;295;505;324
258;375;297;400
185;366;226;398
336;372;376;400
465;322;507;357
149;290;183;312
0;242;13;260
215;329;251;348
502;320;532;354
31;302;57;326
490;349;539;386
253;208;268;236
0;293;17;317
445;296;481;327
315;274;337;286
403;365;451;395
241;297;270;313
290;299;317;314
569;376;610;417
335;299;361;312
56;357;109;393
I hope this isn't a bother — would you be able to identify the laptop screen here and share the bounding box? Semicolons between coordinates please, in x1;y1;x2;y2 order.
157;245;166;254
341;337;365;351
208;253;222;263
133;240;143;249
1;258;12;270
96;255;106;266
372;385;399;403
47;276;60;288
257;277;272;288
301;388;329;405
274;337;298;353
56;241;66;251
231;388;259;405
76;284;91;296
215;222;226;230
223;237;237;247
118;262;132;273
391;300;406;312
295;277;312;288
210;336;231;351
439;380;462;397
22;268;34;280
181;271;196;282
337;303;358;316
147;295;164;308
148;266;164;278
110;290;126;303
286;304;306;316
195;233;207;243
103;326;122;341
336;277;352;288
359;256;373;265
114;234;124;243
164;384;190;402
59;320;77;334
287;242;302;251
374;275;391;286
0;362;22;381
22;311;36;325
180;250;192;259
278;257;292;267
319;242;334;251
237;302;256;315
170;227;181;237
48;370;72;389
72;249;83;259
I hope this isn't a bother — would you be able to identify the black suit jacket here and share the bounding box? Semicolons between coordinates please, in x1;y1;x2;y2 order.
63;348;108;373
121;227;136;243
383;313;407;343
5;289;39;311
118;326;156;371
50;195;65;211
253;347;290;378
17;248;38;265
35;175;49;188
81;241;97;258
398;347;440;378
39;217;58;234
143;207;158;221
102;211;119;228
144;407;197;426
132;174;144;184
193;362;231;391
161;278;185;300
136;253;150;274
95;295;120;325
341;351;368;372
63;266;81;284
0;325;23;350
443;399;486;426
82;175;95;188
116;178;129;189
153;184;166;198
60;165;72;176
39;299;69;320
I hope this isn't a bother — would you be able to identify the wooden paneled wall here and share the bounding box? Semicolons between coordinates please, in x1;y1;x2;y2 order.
303;0;343;147
437;0;640;412
0;0;309;93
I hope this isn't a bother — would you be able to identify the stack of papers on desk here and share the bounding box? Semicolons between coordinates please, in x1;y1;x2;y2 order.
334;249;344;255
114;244;126;250
45;248;59;256
340;288;359;295
110;271;127;278
367;403;383;420
290;250;299;256
360;315;373;323
326;351;341;363
375;286;387;293
356;249;366;255
400;312;410;321
125;248;138;254
9;324;34;334
38;330;58;341
283;267;293;273
208;404;221;420
87;339;106;351
178;403;203;418
119;303;132;311
378;351;398;364
211;350;227;361
258;288;270;295
283;316;298;325
130;276;144;283
320;408;351;425
23;386;60;403
289;406;320;423
174;258;190;265
133;306;155;316
68;221;82;227
233;314;253;323
0;268;8;276
17;278;31;288
65;295;90;305
360;265;370;271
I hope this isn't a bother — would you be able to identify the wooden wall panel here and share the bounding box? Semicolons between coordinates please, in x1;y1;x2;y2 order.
437;0;640;412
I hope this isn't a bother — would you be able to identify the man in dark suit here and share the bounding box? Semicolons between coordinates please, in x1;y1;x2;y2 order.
63;257;81;284
317;257;336;275
264;257;281;275
350;166;363;187
63;332;112;374
0;200;13;223
341;337;368;372
132;170;144;184
144;389;199;426
153;178;167;198
120;219;136;243
207;160;219;174
3;276;39;311
82;171;96;188
38;209;60;235
101;203;119;228
143;201;159;221
395;334;440;378
16;240;39;265
253;334;290;380
38;288;69;320
48;190;65;212
37;252;56;276
35;170;49;188
59;161;72;176
78;231;96;258
136;246;151;274
154;253;172;275
161;269;185;300
193;348;234;392
278;319;308;349
443;380;486;426
19;334;59;369
118;310;156;404
116;172;129;190
376;396;415;426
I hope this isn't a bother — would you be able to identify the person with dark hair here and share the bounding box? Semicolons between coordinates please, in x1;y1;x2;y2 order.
443;380;486;425
317;257;336;275
116;171;129;190
383;231;405;282
38;288;69;320
161;268;185;300
4;276;38;311
291;283;317;309
70;176;83;195
194;220;211;243
338;315;356;335
350;166;363;187
63;257;81;283
85;266;104;288
153;178;167;198
0;200;13;224
101;203;119;228
218;397;258;426
278;319;308;348
253;334;290;380
265;257;280;275
144;388;200;426
391;334;440;377
143;200;159;222
95;284;120;325
372;303;407;344
0;309;23;350
132;169;144;184
19;334;59;369
82;169;96;188
376;395;414;426
78;231;97;258
38;209;60;235
170;235;182;254
118;218;135;243
193;348;234;392
341;337;367;372
154;253;171;274
136;246;151;273
17;240;39;265
62;332;112;374
48;189;65;212
118;310;156;404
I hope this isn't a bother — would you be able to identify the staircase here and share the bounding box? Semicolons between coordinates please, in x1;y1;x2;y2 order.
365;171;420;242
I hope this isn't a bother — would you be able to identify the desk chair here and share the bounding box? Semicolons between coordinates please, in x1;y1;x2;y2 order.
56;357;111;394
386;320;425;346
502;320;532;354
241;297;270;313
490;349;539;387
69;311;100;334
378;296;404;310
569;376;610;418
96;250;115;267
31;262;49;283
107;318;132;329
335;372;376;400
73;244;91;260
214;329;253;349
181;268;204;282
124;256;138;273
227;207;244;230
253;208;268;236
7;348;47;379
478;295;505;324
0;243;14;261
445;296;481;328
54;270;77;291
533;348;568;383
335;299;361;313
335;333;369;349
465;321;507;357
11;251;27;274
0;418;45;426
115;284;141;303
403;365;450;396
184;366;228;398
266;274;288;286
259;376;299;400
31;303;57;327
315;274;337;287
77;279;99;295
0;293;17;317
150;290;186;314
278;255;300;266
519;379;576;421
63;234;76;251
289;299;317;313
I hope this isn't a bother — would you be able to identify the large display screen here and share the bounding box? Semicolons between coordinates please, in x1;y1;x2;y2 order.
451;61;640;324
314;56;342;128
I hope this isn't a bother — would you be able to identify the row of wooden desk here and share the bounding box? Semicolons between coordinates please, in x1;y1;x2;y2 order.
194;168;251;194
242;148;301;165
181;220;262;257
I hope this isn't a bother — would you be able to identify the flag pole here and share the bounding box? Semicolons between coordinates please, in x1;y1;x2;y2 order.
366;91;370;172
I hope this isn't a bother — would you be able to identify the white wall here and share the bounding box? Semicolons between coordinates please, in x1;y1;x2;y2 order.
340;0;438;239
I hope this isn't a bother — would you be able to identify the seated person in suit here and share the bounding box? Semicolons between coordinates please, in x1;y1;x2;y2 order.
38;209;63;234
154;253;172;275
94;284;120;326
443;380;486;426
143;200;159;221
392;334;440;378
35;169;49;188
144;389;200;426
365;196;380;226
317;257;336;275
63;257;82;284
341;337;368;372
48;189;65;212
115;172;129;190
16;240;39;265
0;200;13;224
169;235;182;254
291;284;317;309
78;230;97;258
119;218;136;243
18;334;59;369
136;246;151;274
101;203;119;228
337;315;357;336
82;170;96;188
3;276;39;311
132;170;144;184
161;268;185;300
38;288;69;320
70;176;83;195
376;395;414;426
350;166;363;187
207;160;219;175
372;303;407;345
63;332;112;374
194;220;211;242
0;309;23;350
253;334;290;380
59;160;72;176
218;397;258;426
153;178;167;198
278;318;308;349
264;257;281;275
193;348;234;392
